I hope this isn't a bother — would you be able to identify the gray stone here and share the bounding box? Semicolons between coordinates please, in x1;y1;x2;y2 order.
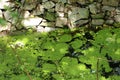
105;19;114;25
68;0;87;4
55;3;65;12
47;22;55;27
0;22;11;30
0;0;9;9
36;26;55;32
97;0;102;3
43;1;55;9
0;0;14;9
44;27;55;32
21;17;43;27
39;20;47;27
105;9;117;18
0;10;2;18
102;0;119;7
42;0;48;2
64;4;72;13
92;19;104;26
74;20;89;26
115;8;120;15
23;11;30;18
24;2;36;10
56;18;67;27
36;26;45;32
102;6;115;11
96;3;101;13
89;3;97;14
68;0;77;4
68;7;89;22
4;11;12;21
50;0;59;3
91;13;104;19
4;11;21;24
59;0;67;4
47;8;55;12
33;4;44;15
77;0;86;5
114;15;120;22
0;31;8;37
88;0;94;3
56;12;64;17
40;21;55;27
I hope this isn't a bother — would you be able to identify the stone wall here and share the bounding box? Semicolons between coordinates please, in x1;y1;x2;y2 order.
0;0;120;32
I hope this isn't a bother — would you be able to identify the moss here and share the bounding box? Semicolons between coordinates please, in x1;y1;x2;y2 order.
113;22;120;28
44;11;56;21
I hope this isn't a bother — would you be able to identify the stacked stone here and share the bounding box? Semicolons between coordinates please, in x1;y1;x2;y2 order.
0;0;120;32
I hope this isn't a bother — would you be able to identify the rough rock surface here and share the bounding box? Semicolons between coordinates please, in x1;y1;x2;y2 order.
0;0;120;33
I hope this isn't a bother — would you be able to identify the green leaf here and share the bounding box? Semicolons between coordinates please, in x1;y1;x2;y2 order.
42;50;64;60
11;74;29;80
52;74;65;80
0;18;7;26
42;41;55;49
110;48;120;60
44;12;56;21
94;29;112;45
109;75;120;80
55;43;68;54
100;60;112;72
60;57;88;76
58;34;72;42
42;63;56;73
70;39;83;49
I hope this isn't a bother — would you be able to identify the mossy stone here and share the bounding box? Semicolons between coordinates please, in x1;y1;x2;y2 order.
44;12;56;21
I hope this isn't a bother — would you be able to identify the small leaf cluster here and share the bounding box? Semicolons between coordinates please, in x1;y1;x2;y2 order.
0;27;120;80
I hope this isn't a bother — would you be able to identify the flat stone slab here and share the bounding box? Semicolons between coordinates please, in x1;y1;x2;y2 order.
68;7;89;22
102;0;119;7
33;4;44;15
0;10;2;18
74;20;89;26
56;17;67;27
89;3;98;14
0;0;11;9
21;17;43;27
36;26;55;32
114;15;120;22
91;13;104;19
43;1;55;9
92;19;104;26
